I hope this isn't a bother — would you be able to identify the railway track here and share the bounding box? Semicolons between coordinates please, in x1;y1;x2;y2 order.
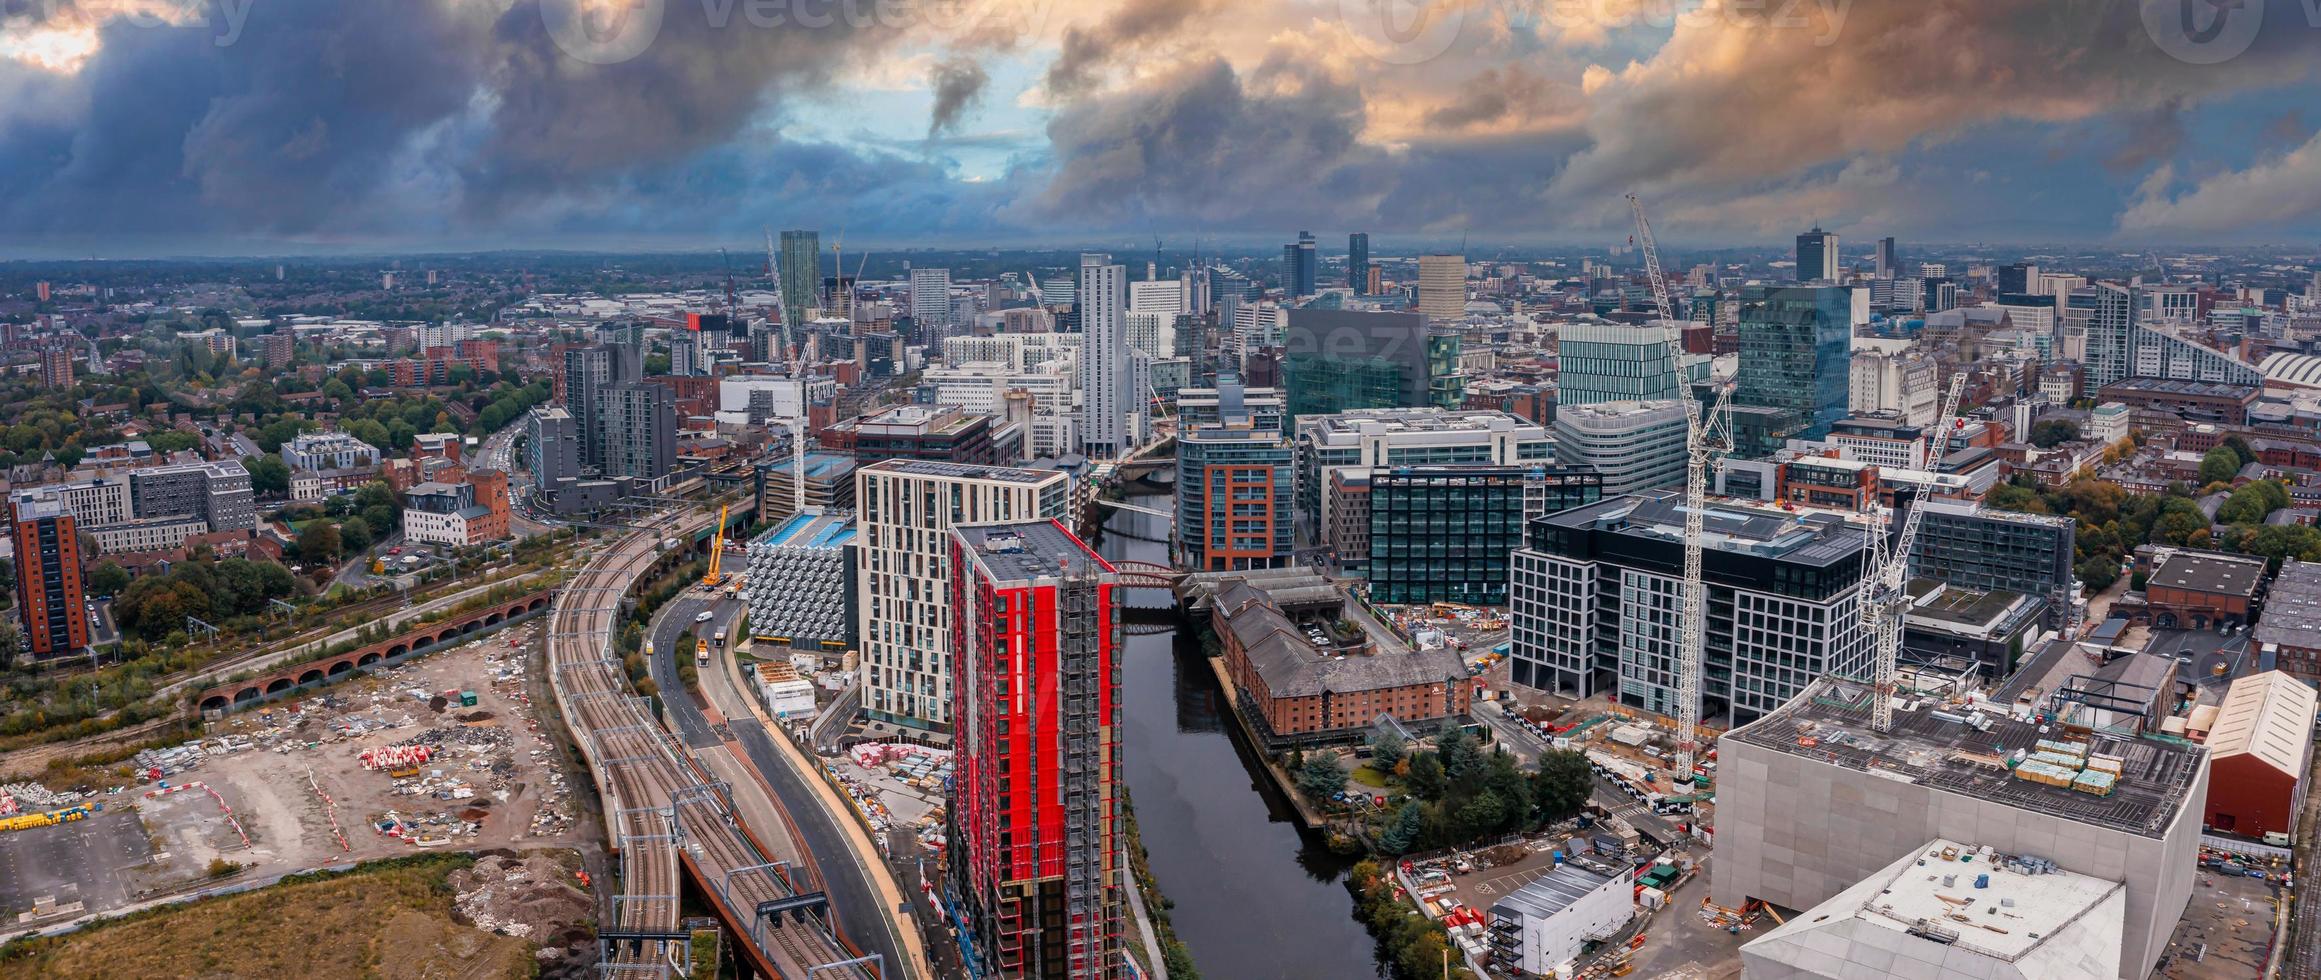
547;509;872;979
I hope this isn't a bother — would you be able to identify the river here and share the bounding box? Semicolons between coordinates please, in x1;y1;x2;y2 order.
1097;491;1386;979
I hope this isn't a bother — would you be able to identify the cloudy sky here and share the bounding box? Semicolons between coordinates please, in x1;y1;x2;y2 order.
3;0;2320;256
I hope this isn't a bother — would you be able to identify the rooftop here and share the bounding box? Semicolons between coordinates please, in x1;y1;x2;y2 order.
1302;408;1547;442
1544;490;1869;569
1746;838;2125;973
2255;560;2321;649
2150;549;2267;598
1216;581;1464;699
1488;859;1623;922
756;508;855;551
953;519;1112;584
859;458;1064;485
2096;376;2259;399
2208;671;2317;777
1728;677;2205;839
758;451;858;481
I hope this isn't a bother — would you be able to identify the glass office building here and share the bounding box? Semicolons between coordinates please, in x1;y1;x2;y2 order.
1735;284;1855;439
1368;465;1604;606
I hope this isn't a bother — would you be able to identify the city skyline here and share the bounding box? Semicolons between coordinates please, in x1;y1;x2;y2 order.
3;1;2320;256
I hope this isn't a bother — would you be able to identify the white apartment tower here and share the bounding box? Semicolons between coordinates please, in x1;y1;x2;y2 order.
1078;253;1147;458
910;267;954;331
854;460;1073;730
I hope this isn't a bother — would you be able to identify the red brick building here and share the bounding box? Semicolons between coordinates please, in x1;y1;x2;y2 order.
2144;549;2267;630
1214;580;1470;742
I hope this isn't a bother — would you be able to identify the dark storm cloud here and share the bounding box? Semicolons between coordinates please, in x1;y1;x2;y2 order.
928;58;990;137
0;0;919;241
1043;0;1216;98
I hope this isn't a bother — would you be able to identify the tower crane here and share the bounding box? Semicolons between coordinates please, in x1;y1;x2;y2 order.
1858;371;1969;733
1628;193;1735;784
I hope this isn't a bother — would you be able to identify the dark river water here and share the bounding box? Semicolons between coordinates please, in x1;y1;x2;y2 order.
1098;492;1386;980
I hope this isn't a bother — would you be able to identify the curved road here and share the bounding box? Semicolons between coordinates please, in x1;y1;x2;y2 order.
646;588;919;979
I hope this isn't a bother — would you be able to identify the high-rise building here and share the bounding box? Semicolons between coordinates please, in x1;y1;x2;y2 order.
260;331;294;371
1794;226;1839;282
946;519;1124;979
1077;254;1146;458
1293;408;1551;531
1548;400;1690;496
1847;345;1940;426
1735;284;1856;439
39;344;73;390
1997;262;2039;296
1282;309;1461;422
778;229;820;329
525;407;581;488
1873;236;1898;279
1417;254;1466;320
562;345;617;469
1553;322;1705;406
911;267;954;333
1283;230;1318;298
1509;491;1871;719
598;382;675;483
2079;282;2141;391
856;460;1072;730
1348;233;1370;294
668;329;706;377
1367;465;1537;605
10;495;88;659
1175;424;1293;572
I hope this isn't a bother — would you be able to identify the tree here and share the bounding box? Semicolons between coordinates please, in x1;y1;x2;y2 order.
2199;447;2243;486
1377;803;1424;855
2217;482;2289;526
2028;419;2080;449
243;455;290;497
1294;752;1349;803
0;619;20;672
87;561;130;598
1530;750;1594;823
1406;752;1446;800
296;522;342;563
1437;728;1484;787
338;517;373;554
1369;729;1407;770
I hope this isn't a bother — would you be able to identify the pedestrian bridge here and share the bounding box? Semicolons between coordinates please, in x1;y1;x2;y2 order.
1093;498;1172;520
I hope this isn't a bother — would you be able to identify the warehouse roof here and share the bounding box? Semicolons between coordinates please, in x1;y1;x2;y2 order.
1490;860;1622;922
2149;549;2267;598
2256;560;2321;649
2208;671;2317;778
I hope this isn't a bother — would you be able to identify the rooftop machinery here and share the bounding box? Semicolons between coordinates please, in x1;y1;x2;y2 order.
1859;371;1969;733
1627;192;1735;782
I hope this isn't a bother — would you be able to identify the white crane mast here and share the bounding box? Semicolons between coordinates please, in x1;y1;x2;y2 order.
1627;194;1732;783
1860;372;1969;732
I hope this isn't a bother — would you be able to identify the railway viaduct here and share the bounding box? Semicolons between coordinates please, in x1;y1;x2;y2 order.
195;590;552;713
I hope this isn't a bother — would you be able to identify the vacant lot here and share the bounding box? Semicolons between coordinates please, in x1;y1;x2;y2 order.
0;855;535;980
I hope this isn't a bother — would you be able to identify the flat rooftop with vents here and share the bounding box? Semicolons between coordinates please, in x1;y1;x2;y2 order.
1726;678;2201;838
1742;838;2125;980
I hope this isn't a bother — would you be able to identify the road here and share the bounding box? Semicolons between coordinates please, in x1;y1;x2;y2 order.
694;621;924;979
645;593;723;750
478;421;552;537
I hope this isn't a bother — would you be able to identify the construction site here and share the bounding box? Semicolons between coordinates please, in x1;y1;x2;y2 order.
0;618;596;940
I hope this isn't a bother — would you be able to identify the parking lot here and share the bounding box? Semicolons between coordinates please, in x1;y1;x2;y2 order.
0;808;158;923
2156;864;2282;979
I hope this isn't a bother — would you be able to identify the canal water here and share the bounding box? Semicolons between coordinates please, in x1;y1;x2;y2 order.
1098;491;1387;979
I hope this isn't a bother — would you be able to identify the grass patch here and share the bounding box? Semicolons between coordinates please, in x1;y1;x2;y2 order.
0;854;531;980
1349;765;1394;790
